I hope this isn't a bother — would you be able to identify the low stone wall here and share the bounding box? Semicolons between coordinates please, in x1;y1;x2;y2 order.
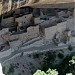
1;17;14;27
9;26;39;44
0;48;14;59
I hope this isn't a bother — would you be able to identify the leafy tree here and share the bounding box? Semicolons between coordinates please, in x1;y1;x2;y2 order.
33;55;75;75
33;68;58;75
33;70;47;75
69;56;75;65
46;68;58;75
58;53;64;59
66;73;73;75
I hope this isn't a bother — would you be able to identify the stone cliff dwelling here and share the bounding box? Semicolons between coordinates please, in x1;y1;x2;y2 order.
0;1;75;75
0;0;75;50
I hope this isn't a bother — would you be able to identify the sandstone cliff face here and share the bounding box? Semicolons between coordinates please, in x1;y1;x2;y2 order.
36;0;75;3
30;0;75;8
0;0;74;14
28;0;39;3
27;0;75;5
1;0;75;4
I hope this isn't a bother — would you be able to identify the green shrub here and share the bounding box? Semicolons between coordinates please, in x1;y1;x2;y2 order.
33;68;58;75
33;53;40;58
57;55;72;75
42;52;56;71
44;51;56;62
7;64;14;74
58;53;64;59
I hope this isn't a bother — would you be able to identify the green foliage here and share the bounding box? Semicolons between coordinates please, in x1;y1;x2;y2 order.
42;52;56;71
44;51;56;61
58;53;64;59
33;55;75;75
33;70;47;75
66;73;73;75
56;55;75;75
56;55;72;75
34;54;75;75
33;53;40;58
46;68;58;75
7;64;14;74
69;56;75;65
33;68;58;75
